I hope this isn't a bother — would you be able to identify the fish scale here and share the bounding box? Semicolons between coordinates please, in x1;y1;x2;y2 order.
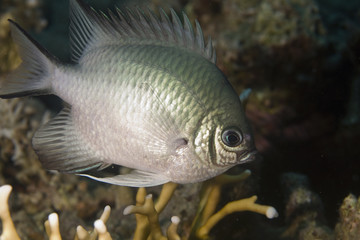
0;0;256;187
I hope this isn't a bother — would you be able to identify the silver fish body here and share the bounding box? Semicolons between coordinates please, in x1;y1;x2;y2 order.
0;0;256;187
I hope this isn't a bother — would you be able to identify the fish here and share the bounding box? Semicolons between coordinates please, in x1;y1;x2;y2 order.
0;0;257;187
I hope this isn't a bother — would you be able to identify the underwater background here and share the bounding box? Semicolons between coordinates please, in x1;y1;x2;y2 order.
0;0;359;239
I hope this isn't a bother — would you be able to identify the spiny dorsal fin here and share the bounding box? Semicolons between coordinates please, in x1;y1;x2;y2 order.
69;0;216;63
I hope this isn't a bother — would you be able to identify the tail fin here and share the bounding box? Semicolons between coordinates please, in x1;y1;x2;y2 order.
0;20;57;99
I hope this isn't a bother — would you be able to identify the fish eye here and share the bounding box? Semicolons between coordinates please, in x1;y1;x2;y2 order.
221;128;243;147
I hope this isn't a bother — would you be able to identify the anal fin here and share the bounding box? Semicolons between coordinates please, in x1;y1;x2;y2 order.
79;170;169;187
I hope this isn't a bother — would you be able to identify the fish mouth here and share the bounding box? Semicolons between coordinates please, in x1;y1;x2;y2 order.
238;149;258;163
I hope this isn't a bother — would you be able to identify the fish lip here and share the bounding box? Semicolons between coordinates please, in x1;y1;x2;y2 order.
238;149;258;163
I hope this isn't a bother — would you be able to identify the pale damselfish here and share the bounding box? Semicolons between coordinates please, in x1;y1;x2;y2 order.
0;0;257;187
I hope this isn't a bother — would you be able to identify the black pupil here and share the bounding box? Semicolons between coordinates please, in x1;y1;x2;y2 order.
226;134;239;144
222;130;242;147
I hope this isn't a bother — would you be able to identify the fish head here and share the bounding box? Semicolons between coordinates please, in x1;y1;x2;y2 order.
215;98;256;167
212;122;256;167
193;90;257;177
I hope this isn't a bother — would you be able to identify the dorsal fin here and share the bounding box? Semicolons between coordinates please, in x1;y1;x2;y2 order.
69;0;216;63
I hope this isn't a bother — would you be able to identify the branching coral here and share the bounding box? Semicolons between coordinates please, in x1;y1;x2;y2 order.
0;173;278;239
0;172;278;240
123;189;181;240
126;182;179;240
0;184;113;240
44;205;112;240
3;174;360;240
123;170;278;240
189;170;278;239
196;195;278;239
0;185;21;240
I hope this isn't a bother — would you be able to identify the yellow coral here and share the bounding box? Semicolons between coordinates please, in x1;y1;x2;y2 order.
0;184;113;240
191;170;278;239
0;171;278;240
0;185;21;240
196;195;278;239
123;170;278;240
123;183;181;240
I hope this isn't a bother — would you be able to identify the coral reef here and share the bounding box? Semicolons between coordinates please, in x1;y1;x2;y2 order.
186;0;359;152
0;171;278;240
280;173;334;240
279;173;360;240
0;184;113;240
1;174;360;240
0;97;49;185
124;172;277;240
335;194;360;240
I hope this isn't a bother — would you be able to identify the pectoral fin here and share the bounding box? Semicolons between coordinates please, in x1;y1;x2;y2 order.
79;170;169;187
239;88;252;102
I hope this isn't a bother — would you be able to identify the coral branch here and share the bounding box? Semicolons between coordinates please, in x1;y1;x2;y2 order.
94;220;112;240
89;205;112;239
196;195;278;239
45;213;62;240
155;182;178;213
124;188;181;240
100;205;111;223
0;185;21;240
126;183;179;240
124;194;165;239
167;216;181;240
75;225;89;240
131;187;151;240
74;205;112;240
190;170;253;237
